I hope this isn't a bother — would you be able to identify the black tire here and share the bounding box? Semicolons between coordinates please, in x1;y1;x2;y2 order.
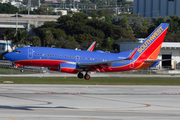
77;72;83;79
84;74;90;80
20;69;24;73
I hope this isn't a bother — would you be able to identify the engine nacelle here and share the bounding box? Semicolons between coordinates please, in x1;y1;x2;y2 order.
48;63;79;74
59;63;79;74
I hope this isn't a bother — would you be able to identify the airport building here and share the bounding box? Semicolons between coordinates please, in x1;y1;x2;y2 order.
133;0;180;17
0;40;13;54
116;40;180;69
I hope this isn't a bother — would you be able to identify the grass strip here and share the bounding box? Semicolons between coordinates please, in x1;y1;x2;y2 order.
0;77;180;85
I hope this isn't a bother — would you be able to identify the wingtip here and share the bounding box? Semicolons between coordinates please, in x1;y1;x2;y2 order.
87;41;96;51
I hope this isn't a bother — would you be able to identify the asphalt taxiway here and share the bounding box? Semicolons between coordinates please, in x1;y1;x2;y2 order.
0;84;180;120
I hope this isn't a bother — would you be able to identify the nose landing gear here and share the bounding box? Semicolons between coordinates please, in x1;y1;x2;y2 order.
20;69;24;73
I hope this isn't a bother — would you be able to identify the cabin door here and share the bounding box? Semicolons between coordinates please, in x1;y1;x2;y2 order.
28;48;33;59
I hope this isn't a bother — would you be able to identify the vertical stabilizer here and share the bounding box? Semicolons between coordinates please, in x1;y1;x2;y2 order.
134;23;169;60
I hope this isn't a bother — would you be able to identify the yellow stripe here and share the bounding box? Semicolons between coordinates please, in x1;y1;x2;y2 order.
147;43;162;60
6;116;20;120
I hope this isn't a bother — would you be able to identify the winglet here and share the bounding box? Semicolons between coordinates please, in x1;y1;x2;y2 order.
87;41;96;51
126;48;137;60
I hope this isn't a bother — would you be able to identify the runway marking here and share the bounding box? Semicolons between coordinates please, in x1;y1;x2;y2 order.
1;87;180;109
76;94;180;108
163;93;180;95
76;94;151;108
6;116;20;120
0;94;52;105
36;92;57;94
63;92;85;94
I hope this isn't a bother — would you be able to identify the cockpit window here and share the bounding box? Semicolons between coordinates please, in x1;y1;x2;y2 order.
13;50;21;53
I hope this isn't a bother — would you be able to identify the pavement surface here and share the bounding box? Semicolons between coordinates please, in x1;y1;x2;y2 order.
0;84;180;120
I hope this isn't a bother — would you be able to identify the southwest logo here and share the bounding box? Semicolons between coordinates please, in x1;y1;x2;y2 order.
138;26;164;53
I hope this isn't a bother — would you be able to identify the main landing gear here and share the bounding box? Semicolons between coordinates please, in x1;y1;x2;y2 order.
77;72;91;80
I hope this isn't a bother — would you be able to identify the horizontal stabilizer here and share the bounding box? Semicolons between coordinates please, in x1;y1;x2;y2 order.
145;59;171;62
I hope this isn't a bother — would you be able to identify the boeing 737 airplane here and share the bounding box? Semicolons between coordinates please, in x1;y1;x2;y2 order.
4;23;169;80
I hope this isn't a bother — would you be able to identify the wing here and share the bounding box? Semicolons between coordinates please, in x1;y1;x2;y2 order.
78;48;137;72
87;41;96;51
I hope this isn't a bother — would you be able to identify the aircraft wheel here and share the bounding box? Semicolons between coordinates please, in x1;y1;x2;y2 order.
77;72;83;79
84;74;90;80
20;69;24;73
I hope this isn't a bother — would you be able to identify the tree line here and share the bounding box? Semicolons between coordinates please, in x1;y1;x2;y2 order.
4;12;180;52
4;12;135;52
111;14;180;42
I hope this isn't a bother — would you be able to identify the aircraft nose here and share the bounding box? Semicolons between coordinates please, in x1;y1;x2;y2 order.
4;52;11;60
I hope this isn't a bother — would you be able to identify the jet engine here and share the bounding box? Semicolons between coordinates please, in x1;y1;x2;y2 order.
48;63;79;74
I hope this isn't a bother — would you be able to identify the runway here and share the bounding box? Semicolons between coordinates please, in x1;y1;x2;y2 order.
0;84;180;120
